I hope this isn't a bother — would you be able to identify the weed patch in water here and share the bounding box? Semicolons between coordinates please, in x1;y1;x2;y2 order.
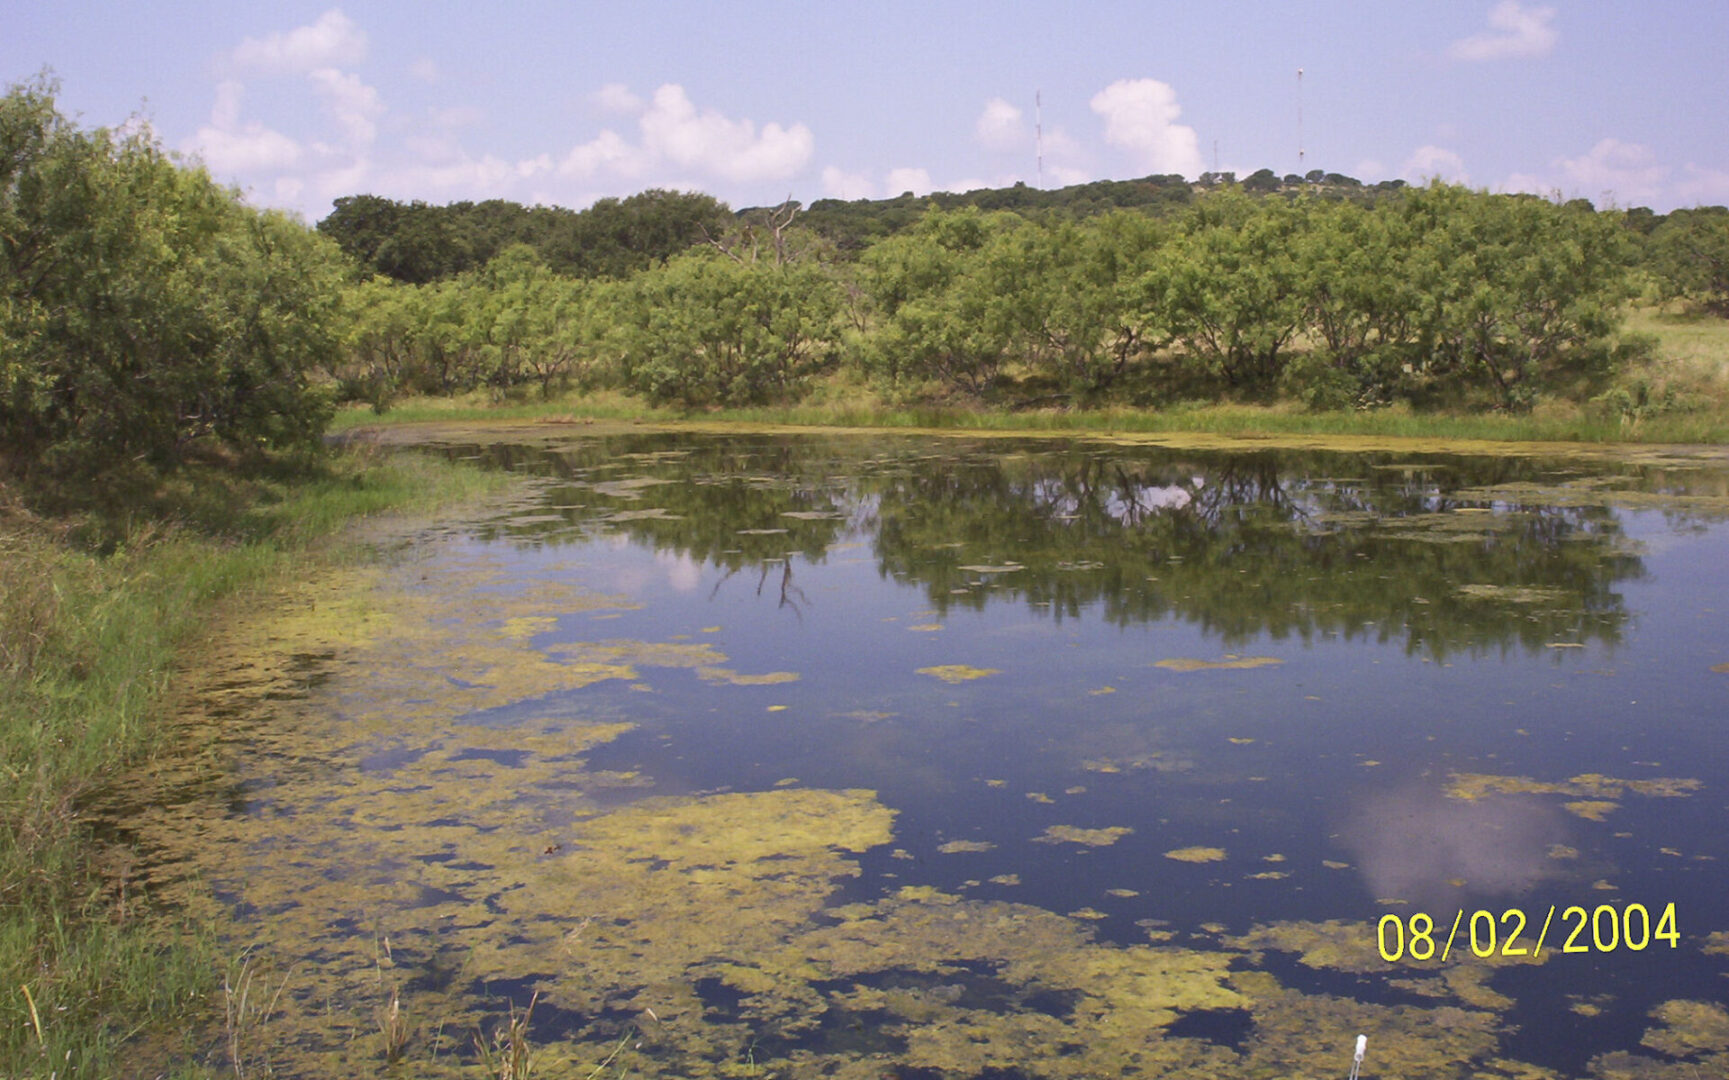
1155;656;1285;672
1165;847;1229;863
916;664;1002;683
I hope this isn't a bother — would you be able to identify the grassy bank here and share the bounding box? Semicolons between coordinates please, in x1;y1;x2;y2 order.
330;307;1729;446
332;387;1729;445
0;447;512;1079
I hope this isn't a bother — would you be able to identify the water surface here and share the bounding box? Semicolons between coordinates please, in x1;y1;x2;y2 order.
139;428;1729;1078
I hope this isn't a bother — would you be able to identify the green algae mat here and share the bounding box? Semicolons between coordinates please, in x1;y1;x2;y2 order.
127;427;1729;1078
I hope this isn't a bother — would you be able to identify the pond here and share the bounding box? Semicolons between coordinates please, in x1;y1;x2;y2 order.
134;425;1729;1078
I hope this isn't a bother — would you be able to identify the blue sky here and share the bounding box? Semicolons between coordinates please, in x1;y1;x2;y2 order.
7;2;1725;221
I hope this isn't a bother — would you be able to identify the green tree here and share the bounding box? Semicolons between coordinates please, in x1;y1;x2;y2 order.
548;188;732;278
1293;198;1422;407
319;194;480;283
1648;206;1729;315
610;250;842;406
996;212;1171;395
1;78;340;477
856;208;1025;396
1395;184;1636;409
1149;191;1308;391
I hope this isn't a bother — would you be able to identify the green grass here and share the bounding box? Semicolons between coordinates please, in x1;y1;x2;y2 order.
0;447;513;1079
338;388;1729;446
325;387;677;432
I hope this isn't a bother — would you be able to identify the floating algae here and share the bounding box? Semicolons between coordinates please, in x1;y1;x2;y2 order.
547;638;727;669
1156;656;1285;672
695;666;801;685
1640;1000;1729;1057
1446;773;1702;803
1035;825;1134;847
936;839;997;854
916;664;1003;683
1165;846;1229;863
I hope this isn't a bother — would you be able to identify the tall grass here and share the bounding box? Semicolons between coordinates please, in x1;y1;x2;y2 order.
0;449;512;1078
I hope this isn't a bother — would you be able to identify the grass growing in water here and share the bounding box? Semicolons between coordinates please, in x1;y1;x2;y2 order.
0;447;513;1078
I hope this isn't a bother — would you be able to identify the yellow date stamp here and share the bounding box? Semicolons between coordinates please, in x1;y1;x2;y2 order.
1376;902;1679;962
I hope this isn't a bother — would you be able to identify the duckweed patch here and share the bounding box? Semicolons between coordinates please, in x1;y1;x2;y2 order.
696;666;801;685
1446;773;1702;802
1640;1000;1729;1057
916;664;1003;683
1034;826;1134;847
1165;847;1229;863
1155;657;1285;672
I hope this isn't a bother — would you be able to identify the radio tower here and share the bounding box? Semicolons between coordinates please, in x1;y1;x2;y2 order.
1035;90;1044;190
1297;68;1305;173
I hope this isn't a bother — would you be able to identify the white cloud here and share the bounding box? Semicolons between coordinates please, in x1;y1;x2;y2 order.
559;129;649;179
973;98;1090;187
885;167;932;197
1089;78;1203;178
185;80;302;173
822;165;874;200
1675;164;1729;206
638;84;812;181
1500;172;1551;197
558;83;811;186
308;67;384;148
431;105;485;129
310;157;374;206
229;9;366;75
1402;145;1469;184
1553;138;1667;205
593;83;644;115
190;122;303;174
1045;164;1091;187
210;79;244;130
975;97;1026;152
939;177;992;195
403;134;459;164
1499;139;1683;207
1449;1;1557;62
393;154;519;193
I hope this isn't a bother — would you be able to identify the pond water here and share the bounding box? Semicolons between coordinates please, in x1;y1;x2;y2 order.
136;426;1729;1078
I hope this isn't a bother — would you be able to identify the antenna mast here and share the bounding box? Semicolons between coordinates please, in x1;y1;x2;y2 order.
1297;67;1305;173
1035;90;1044;189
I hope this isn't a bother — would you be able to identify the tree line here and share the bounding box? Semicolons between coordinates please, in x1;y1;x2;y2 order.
7;76;1729;482
326;186;1673;414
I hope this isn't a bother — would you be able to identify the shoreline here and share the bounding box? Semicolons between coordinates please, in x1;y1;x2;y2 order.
329;392;1729;448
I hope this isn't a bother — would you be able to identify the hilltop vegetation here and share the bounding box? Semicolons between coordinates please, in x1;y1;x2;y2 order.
307;166;1729;434
320;183;1681;421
